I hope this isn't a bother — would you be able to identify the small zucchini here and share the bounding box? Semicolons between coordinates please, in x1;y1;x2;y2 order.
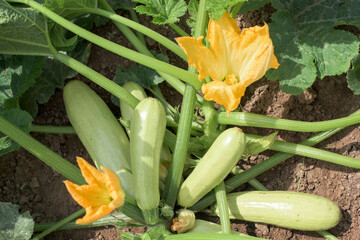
120;82;147;122
177;128;246;207
63;80;135;200
216;191;341;231
130;98;166;224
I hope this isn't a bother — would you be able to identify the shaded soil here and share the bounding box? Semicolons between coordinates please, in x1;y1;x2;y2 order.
1;4;360;240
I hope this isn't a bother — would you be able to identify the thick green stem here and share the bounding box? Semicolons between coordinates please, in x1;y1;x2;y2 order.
31;125;76;134
164;233;266;240
34;212;143;232
246;134;360;169
217;111;360;132
162;0;208;208
0;116;84;184
90;7;187;60
32;209;85;240
214;182;231;234
15;0;201;89
169;23;190;36
230;2;244;18
189;127;347;212
53;51;139;109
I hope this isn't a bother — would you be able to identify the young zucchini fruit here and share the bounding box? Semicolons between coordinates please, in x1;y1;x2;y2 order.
120;82;147;122
177;128;246;207
130;98;167;225
63;80;135;200
216;191;341;231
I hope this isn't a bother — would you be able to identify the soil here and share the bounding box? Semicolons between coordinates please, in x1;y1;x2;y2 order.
1;4;359;240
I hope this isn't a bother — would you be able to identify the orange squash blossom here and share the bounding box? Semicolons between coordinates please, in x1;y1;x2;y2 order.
64;157;125;224
176;12;279;113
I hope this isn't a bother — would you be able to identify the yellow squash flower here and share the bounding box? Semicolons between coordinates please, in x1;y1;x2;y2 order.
64;157;125;225
176;12;279;113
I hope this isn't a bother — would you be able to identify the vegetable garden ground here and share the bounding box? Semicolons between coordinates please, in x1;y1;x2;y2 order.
1;4;359;240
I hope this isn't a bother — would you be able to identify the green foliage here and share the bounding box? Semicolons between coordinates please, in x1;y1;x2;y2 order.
44;0;97;19
133;0;187;25
347;54;360;95
0;109;32;159
0;0;52;56
239;0;270;13
0;202;34;240
186;0;198;35
0;55;44;109
207;0;246;20
48;24;78;51
266;0;360;95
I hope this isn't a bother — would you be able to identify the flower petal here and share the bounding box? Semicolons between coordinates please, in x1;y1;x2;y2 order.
101;166;125;208
77;157;106;188
202;80;246;114
76;205;114;225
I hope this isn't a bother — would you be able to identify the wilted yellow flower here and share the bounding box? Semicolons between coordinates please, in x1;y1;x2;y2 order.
64;157;125;225
171;209;196;233
176;12;279;113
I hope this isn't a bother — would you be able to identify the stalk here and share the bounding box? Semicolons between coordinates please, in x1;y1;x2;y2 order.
214;182;231;234
317;230;340;240
230;2;244;18
169;23;190;36
32;209;85;240
217;111;360;132
246;134;360;169
0;116;84;184
10;0;201;89
189;126;349;212
162;0;208;208
52;51;139;109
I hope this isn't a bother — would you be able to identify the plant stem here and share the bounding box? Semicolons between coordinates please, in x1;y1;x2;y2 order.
126;1;147;46
52;51;139;109
169;23;190;36
246;134;360;169
214;182;231;234
32;209;85;240
162;0;208;208
0;116;84;184
90;7;187;60
164;233;266;240
31;125;76;134
230;2;244;18
217;111;360;132
189;126;349;212
33;212;143;232
15;0;201;89
317;230;340;240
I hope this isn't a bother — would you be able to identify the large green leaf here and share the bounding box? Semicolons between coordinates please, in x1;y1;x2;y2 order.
133;0;187;25
347;54;360;95
0;109;33;156
239;0;270;13
0;202;34;240
0;55;45;109
0;0;52;56
207;0;246;20
267;0;360;95
20;42;91;116
45;0;97;19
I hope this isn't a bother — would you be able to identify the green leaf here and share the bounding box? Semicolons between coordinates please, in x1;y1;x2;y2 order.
0;55;45;109
20;42;91;117
0;202;34;240
239;0;270;13
45;0;97;19
48;23;78;51
186;0;198;35
267;0;360;95
0;109;33;157
133;0;187;25
0;0;52;56
347;54;360;95
207;0;246;20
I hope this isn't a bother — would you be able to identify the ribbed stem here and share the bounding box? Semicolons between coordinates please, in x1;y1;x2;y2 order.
214;182;231;234
169;23;190;36
0;116;84;184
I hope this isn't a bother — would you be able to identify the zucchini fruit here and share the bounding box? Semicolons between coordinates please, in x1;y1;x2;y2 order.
177;128;246;207
216;191;341;231
63;80;135;200
130;98;167;224
120;82;147;122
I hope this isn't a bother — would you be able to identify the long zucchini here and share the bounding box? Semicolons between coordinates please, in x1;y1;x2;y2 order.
130;98;166;224
177;128;246;207
63;80;135;200
217;191;341;231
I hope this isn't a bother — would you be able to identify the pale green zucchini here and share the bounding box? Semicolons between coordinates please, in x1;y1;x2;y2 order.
120;82;147;122
216;191;341;231
130;98;166;224
177;128;246;207
63;80;135;200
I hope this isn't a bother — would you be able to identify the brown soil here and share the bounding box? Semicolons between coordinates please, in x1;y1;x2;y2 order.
1;5;359;240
